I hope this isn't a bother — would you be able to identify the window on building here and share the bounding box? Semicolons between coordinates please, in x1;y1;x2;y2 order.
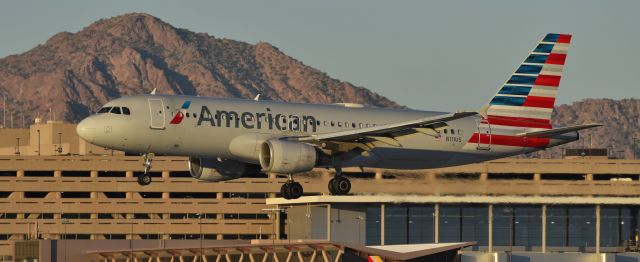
493;205;542;248
408;205;435;244
60;192;91;198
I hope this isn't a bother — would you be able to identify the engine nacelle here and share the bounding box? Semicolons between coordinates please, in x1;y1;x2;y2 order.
259;140;318;173
188;157;260;182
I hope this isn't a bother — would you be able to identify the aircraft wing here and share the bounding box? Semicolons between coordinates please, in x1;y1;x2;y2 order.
292;111;477;144
516;124;602;138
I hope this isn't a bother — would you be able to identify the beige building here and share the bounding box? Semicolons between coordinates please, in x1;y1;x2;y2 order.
0;122;639;261
0;120;120;156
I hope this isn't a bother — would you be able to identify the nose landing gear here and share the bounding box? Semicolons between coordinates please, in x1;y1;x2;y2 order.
137;153;154;186
328;167;351;196
280;174;303;200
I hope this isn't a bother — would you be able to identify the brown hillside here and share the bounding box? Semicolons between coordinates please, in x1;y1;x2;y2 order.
0;13;398;124
528;98;640;159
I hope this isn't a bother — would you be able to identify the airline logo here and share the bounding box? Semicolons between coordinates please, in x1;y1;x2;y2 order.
170;100;192;125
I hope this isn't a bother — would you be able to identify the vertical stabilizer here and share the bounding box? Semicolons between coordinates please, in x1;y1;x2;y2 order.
479;33;572;130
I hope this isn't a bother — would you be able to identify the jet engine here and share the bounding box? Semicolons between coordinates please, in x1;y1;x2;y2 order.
188;157;260;182
259;139;318;173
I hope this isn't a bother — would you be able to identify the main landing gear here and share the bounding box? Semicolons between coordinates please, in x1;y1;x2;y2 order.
279;167;352;200
328;167;351;196
281;174;303;200
137;153;154;186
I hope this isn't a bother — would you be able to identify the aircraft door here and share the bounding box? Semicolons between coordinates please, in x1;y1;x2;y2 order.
148;98;166;130
476;119;491;150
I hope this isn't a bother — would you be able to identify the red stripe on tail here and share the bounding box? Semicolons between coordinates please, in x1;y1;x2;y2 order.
545;53;567;65
468;133;550;148
523;96;555;109
557;34;572;44
534;75;561;87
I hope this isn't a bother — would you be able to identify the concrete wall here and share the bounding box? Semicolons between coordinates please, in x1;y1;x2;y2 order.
286;204;366;245
330;204;366;245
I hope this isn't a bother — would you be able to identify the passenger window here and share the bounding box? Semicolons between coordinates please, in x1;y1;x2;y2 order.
111;107;122;114
331;121;335;127
359;123;363;128
444;129;448;134
365;123;370;127
122;107;131;115
194;113;198;118
316;120;320;126
186;113;190;118
338;122;342;127
451;129;455;134
98;107;112;114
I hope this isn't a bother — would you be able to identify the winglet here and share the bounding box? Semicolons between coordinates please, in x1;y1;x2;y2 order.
254;94;261;101
150;88;157;95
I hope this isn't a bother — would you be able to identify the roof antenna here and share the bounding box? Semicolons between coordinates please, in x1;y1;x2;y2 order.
150;88;157;95
253;94;261;101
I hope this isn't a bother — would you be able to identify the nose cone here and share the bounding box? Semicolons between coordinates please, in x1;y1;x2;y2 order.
76;117;98;142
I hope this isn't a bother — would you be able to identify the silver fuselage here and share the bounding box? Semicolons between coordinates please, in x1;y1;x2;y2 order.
76;95;576;170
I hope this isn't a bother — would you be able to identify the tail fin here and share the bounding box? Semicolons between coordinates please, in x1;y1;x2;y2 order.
479;33;572;129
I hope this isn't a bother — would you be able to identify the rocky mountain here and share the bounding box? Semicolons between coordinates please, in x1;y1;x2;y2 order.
530;98;640;159
0;13;398;124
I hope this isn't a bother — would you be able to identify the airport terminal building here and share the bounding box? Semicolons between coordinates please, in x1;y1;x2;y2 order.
1;121;640;261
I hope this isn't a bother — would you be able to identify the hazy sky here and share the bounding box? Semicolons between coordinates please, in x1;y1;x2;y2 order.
1;0;638;111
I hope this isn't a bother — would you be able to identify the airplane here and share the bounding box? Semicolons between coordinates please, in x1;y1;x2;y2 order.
76;33;600;200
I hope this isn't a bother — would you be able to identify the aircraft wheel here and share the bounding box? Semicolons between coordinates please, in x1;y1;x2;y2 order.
335;176;351;195
328;178;337;194
281;182;303;200
329;177;351;195
280;183;291;200
137;174;152;186
289;182;303;199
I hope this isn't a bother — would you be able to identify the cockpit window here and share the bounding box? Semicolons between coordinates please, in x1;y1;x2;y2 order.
111;107;122;114
97;107;112;114
122;107;131;115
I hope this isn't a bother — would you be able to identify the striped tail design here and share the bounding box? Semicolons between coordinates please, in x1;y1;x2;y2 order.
483;33;571;130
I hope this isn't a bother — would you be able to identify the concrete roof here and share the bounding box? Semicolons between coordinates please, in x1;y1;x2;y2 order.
367;243;466;253
266;194;640;205
342;241;475;261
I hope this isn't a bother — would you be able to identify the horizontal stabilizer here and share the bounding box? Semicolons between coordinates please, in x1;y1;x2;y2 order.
516;124;602;138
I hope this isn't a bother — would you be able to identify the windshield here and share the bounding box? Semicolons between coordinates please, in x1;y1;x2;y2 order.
97;106;132;115
97;107;112;114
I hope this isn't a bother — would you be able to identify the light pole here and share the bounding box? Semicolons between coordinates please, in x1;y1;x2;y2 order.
197;213;203;261
37;129;40;156
57;132;62;155
15;138;19;155
61;218;71;262
503;207;514;262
